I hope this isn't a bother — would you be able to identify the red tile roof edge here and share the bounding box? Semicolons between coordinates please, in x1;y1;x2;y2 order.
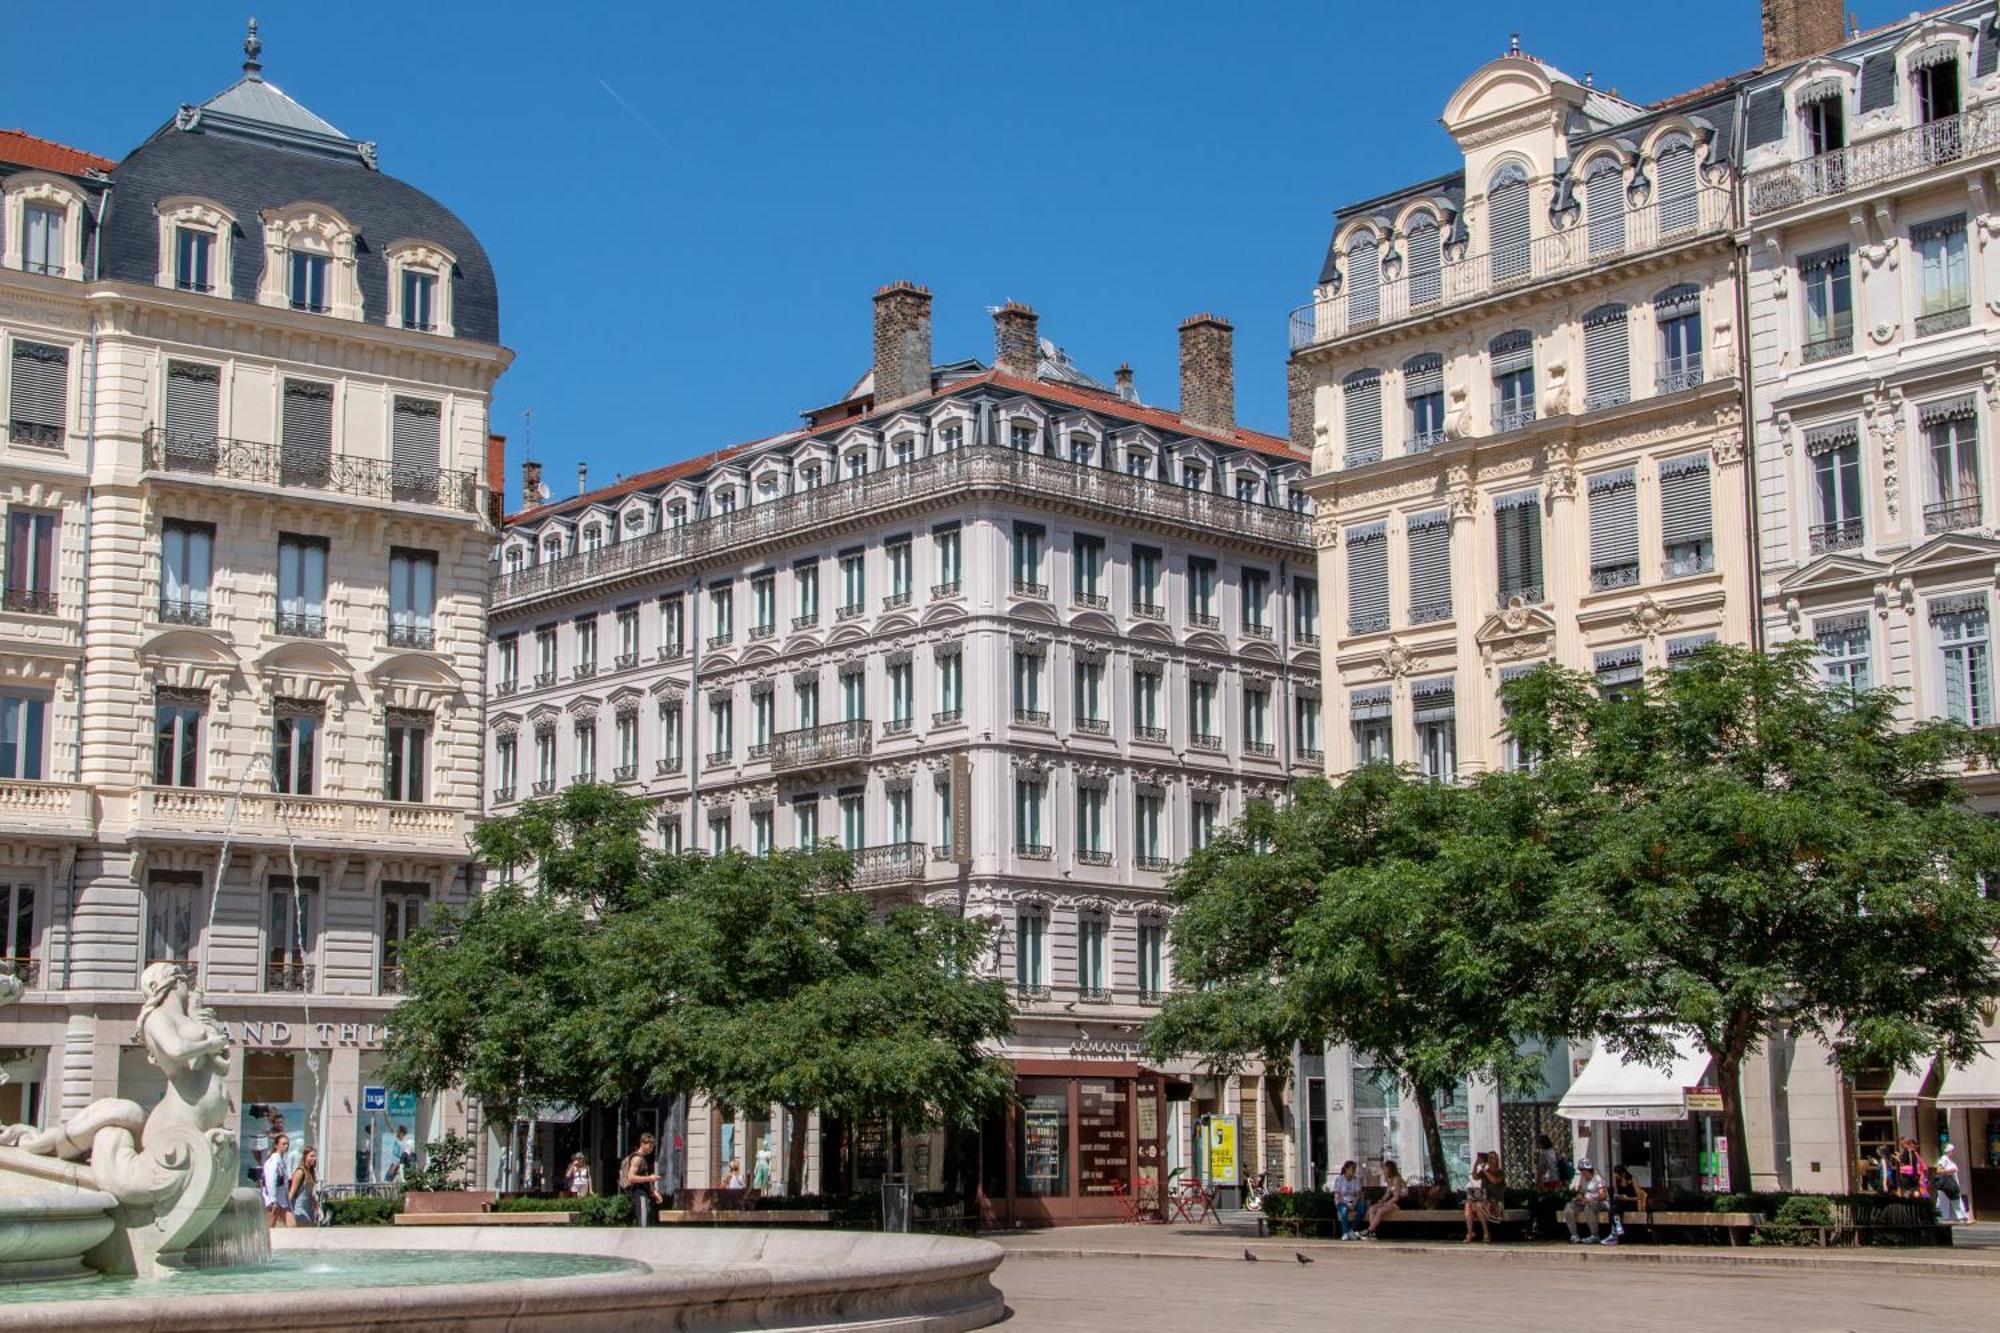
0;128;115;175
504;371;1305;527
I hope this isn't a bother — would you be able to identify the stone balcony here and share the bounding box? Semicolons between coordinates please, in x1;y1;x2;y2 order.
0;778;95;839
851;841;927;887
130;786;468;852
1289;183;1732;350
768;719;871;775
493;446;1312;610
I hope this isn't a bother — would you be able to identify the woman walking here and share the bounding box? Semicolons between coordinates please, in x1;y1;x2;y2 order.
287;1146;321;1228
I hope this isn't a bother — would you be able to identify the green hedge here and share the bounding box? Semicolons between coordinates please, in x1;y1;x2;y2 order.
325;1195;403;1226
494;1194;635;1226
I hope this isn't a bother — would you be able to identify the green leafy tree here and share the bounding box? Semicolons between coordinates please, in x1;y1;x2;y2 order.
1147;765;1562;1183
1506;643;2000;1190
384;785;1013;1194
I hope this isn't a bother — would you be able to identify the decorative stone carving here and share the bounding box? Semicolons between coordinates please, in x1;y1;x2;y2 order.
1623;595;1681;640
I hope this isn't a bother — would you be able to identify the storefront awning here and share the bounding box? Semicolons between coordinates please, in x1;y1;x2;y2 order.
1936;1042;2000;1110
1883;1060;1934;1108
1557;1034;1712;1122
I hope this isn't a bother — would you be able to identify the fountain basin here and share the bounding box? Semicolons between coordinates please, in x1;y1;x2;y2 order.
0;1226;1007;1332
0;1193;119;1283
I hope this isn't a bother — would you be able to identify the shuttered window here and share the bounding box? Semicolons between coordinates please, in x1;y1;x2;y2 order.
164;361;220;458
1587;469;1640;590
1404;354;1445;450
1585;160;1625;256
1345;521;1389;634
1934;595;1992;726
1655;134;1699;235
1660;454;1714;575
1406;510;1452;624
1488;165;1532;285
1406;214;1442;308
1494;489;1543;603
281;380;333;486
1345;233;1380;326
8;340;67;446
1595;645;1645;699
1491;330;1535;431
1582;304;1630;410
1343;370;1382;465
392;396;442;502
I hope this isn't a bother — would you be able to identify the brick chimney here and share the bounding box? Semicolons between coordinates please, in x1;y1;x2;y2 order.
1178;313;1235;434
521;458;543;508
1761;0;1844;66
871;281;933;405
993;301;1039;380
1115;363;1136;402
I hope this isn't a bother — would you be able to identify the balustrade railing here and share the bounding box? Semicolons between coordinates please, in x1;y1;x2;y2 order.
144;427;480;513
1290;184;1732;348
769;719;871;772
852;841;925;886
1926;495;1982;534
1747;105;2000;216
494;446;1312;607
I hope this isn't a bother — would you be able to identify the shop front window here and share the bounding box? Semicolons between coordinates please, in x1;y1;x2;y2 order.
1077;1079;1131;1199
1017;1078;1070;1197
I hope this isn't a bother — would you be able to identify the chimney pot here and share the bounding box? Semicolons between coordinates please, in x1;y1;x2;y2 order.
577;462;588;496
871;281;934;406
994;302;1040;380
1761;0;1845;67
521;459;543;508
1178;314;1235;434
1115;363;1136;402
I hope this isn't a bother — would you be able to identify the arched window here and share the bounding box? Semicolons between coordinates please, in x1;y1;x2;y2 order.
1582;303;1630;411
1488;164;1532;285
1406;213;1443;308
1584;158;1626;257
1343;369;1383;466
1654;284;1704;392
1345;232;1381;325
1654;134;1699;236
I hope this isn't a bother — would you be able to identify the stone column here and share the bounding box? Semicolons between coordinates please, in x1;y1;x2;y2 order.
324;1044;362;1185
1446;468;1491;772
1543;447;1584;663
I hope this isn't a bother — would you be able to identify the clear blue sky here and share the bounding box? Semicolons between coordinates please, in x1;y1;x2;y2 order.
29;2;1868;506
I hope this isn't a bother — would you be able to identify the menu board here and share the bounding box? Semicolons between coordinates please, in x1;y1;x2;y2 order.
1135;1084;1162;1199
1077;1080;1130;1197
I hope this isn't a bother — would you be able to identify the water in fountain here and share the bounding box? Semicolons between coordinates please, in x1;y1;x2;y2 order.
177;1189;271;1270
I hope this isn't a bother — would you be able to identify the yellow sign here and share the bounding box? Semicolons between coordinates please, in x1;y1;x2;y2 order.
1207;1115;1240;1186
1684;1087;1724;1113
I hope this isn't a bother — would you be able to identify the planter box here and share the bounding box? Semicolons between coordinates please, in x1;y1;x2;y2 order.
401;1190;496;1215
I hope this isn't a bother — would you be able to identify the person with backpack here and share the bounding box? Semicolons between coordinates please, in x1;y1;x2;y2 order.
1934;1143;1968;1222
619;1132;662;1227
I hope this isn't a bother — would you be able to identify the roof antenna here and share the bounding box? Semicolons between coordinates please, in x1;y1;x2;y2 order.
243;17;264;81
1509;32;1521;56
1584;70;1594;88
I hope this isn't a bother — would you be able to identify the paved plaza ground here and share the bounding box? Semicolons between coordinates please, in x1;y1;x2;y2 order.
986;1223;2000;1331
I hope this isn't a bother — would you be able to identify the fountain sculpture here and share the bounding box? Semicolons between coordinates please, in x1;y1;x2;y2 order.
0;963;243;1279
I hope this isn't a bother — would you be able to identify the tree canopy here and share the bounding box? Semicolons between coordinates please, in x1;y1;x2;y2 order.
382;785;1013;1188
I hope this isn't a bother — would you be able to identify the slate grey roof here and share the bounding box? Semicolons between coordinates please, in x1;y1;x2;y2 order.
100;71;500;344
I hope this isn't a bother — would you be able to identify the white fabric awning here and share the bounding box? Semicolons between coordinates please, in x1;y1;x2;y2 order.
1883;1060;1935;1109
1936;1043;2000;1109
1557;1034;1713;1122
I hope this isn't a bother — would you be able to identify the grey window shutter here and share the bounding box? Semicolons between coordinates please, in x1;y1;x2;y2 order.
1587;469;1639;587
1659;455;1712;546
1406;510;1452;623
1667;632;1717;666
393;396;442;501
1981;16;1998;79
1655;135;1699;234
1407;216;1442;307
1488;166;1532;285
1858;52;1897;113
1490;329;1534;375
1346;233;1380;325
1744;88;1784;148
1345;521;1389;634
1582;304;1630;409
1494;489;1543;599
165;361;219;446
1412;676;1456;723
1343;370;1382;464
1349;686;1390;720
9;340;68;442
1586;162;1625;256
282;379;333;485
1403;354;1443;398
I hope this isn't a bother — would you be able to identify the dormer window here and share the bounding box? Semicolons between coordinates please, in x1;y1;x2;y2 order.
22;204;63;277
667;501;687;527
1009;422;1036;452
799;465;822;490
582;526;604;552
892;436;914;466
715;489;738;514
1801;82;1844;156
175;227;215;293
542;538;561;563
402;270;436;331
289;248;329;313
937;423;963;452
385;241;456;336
1181;462;1205;490
1914;45;1961;125
1126;449;1150;479
843;453;866;479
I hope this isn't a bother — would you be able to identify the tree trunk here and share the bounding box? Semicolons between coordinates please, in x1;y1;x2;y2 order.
1411;1080;1450;1190
784;1106;807;1197
1714;1036;1754;1195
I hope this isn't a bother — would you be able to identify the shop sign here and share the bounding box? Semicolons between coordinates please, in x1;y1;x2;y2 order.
1066;1037;1141;1060
1684;1087;1724;1113
229;1020;388;1049
363;1086;387;1112
950;754;971;866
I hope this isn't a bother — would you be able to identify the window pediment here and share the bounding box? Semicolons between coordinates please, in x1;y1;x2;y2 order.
3;173;89;280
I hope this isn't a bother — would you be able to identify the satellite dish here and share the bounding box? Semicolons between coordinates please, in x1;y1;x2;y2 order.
535;483;552;502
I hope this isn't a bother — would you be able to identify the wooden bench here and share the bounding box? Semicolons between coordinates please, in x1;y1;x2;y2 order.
1622;1210;1763;1246
1375;1207;1531;1235
395;1211;574;1226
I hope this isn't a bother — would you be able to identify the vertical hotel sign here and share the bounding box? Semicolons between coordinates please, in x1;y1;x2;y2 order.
951;753;971;866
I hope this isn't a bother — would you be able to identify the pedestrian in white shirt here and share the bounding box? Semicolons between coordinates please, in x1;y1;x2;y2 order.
1934;1144;1969;1223
1563;1160;1611;1243
262;1132;292;1227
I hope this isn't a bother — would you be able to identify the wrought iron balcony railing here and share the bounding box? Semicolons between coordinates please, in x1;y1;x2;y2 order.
275;610;326;638
1409;599;1453;625
852;841;925;887
1245;740;1276;757
1135;725;1168;743
1013;709;1052;727
1926;495;1982;534
144;427;479;513
1748;105;2000;217
386;621;435;651
533;671;555;688
1136;855;1171;872
1917;305;1972;337
1076;850;1113;866
883;717;913;736
1657;363;1705;395
769;719;871;772
266;962;315;993
1012;580;1049;599
1190;733;1223;752
932;707;964;726
613;764;637;782
9;421;62;447
1802;332;1853;364
2;588;57;615
494;445;1312;608
531;779;555;796
1809;518;1865;554
492;786;515;803
158;597;211;627
931;580;962;598
1015;843;1052;860
1134;601;1165;620
882;591;912;610
1291;183;1732;348
1076;717;1109;735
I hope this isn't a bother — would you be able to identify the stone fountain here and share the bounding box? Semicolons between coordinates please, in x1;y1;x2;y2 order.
0;963;246;1280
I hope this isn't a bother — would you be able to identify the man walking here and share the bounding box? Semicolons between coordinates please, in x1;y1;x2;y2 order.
262;1132;292;1227
620;1132;663;1228
1563;1160;1610;1243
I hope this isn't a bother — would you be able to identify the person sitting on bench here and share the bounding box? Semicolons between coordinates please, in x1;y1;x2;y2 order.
1564;1161;1611;1243
1361;1161;1408;1239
